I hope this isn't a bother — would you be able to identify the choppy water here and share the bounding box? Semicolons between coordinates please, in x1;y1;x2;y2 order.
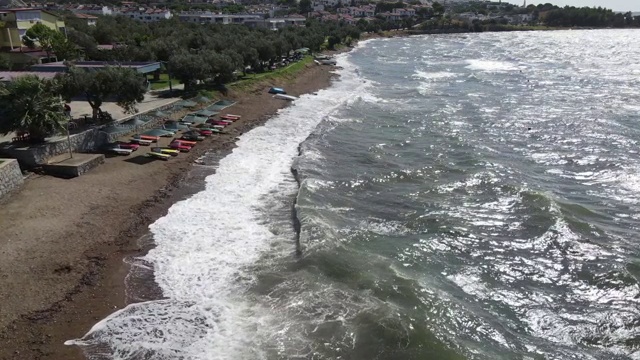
70;30;640;359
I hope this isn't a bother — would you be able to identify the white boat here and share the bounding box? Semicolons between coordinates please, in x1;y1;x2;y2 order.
320;59;337;66
274;93;297;101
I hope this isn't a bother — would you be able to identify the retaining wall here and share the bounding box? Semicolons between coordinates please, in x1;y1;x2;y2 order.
0;102;176;168
0;158;24;198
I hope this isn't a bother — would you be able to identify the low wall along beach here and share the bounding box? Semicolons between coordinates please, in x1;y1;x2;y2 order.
0;158;24;198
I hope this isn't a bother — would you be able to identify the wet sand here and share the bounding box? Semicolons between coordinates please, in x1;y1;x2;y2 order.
0;61;338;360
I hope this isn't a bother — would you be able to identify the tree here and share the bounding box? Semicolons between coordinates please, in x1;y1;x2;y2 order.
432;1;445;16
168;51;212;92
0;56;10;70
327;34;341;50
55;67;147;121
22;24;66;61
299;0;312;14
0;75;67;142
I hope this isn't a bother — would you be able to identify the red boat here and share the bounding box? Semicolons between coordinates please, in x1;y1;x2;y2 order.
198;129;213;136
173;139;197;146
206;120;229;126
169;142;192;152
221;114;240;121
117;142;140;150
133;134;159;142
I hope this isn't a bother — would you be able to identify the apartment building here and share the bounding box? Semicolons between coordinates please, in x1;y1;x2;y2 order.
0;8;65;49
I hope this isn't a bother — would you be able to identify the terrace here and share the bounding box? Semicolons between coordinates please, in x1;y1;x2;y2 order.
29;61;162;75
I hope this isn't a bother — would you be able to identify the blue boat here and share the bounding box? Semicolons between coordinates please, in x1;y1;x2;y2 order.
268;87;286;94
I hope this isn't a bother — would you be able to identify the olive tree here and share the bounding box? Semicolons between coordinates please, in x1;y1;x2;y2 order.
55;67;147;121
0;75;67;142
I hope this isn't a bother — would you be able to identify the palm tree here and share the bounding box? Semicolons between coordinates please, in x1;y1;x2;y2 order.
0;75;68;143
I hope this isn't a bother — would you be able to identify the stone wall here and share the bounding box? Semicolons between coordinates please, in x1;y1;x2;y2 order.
0;99;181;168
42;154;105;178
0;110;167;167
0;158;24;199
0;128;103;167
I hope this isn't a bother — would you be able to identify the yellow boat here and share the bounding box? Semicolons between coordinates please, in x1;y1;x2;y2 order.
152;147;179;156
146;151;171;161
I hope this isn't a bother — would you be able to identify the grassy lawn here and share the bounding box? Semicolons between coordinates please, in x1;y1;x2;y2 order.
228;56;314;92
177;56;315;99
148;73;181;90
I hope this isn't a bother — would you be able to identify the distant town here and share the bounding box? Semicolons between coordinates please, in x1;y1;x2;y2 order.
0;0;639;71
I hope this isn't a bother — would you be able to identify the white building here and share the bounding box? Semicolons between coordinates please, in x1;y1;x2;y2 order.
178;12;262;25
72;5;113;16
116;8;172;22
74;13;98;26
312;0;341;8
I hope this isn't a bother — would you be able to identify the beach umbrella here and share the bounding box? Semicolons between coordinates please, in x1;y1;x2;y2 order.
207;100;236;111
122;117;148;130
143;129;175;137
193;109;218;117
181;115;207;125
100;124;127;134
163;121;190;131
176;100;198;108
154;110;170;118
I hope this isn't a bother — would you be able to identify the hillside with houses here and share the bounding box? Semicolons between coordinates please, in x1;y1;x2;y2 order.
0;0;639;71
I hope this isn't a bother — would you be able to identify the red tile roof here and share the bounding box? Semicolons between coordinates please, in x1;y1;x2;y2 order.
74;13;98;19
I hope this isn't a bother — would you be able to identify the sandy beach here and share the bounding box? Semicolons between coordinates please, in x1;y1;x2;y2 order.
0;60;338;360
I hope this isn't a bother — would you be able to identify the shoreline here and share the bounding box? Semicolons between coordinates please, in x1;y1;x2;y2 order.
0;58;341;360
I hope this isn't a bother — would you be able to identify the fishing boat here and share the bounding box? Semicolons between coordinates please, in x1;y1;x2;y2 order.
106;145;133;156
274;93;297;101
130;138;152;145
132;134;158;143
268;87;286;94
194;124;221;133
151;147;180;156
174;139;197;146
117;142;140;151
169;142;192;152
182;131;206;141
207;120;229;126
146;151;171;161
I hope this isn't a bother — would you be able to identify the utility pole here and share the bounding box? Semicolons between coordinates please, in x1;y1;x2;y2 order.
64;102;73;159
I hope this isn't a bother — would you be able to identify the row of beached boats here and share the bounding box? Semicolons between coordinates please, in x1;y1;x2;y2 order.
105;85;301;161
106;113;241;161
314;54;337;66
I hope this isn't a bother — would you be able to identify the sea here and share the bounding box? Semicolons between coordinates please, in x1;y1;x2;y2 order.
69;29;640;360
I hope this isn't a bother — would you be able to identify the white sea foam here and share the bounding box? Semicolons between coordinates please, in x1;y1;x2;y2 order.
413;70;458;80
67;53;367;359
414;70;459;96
465;59;519;72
